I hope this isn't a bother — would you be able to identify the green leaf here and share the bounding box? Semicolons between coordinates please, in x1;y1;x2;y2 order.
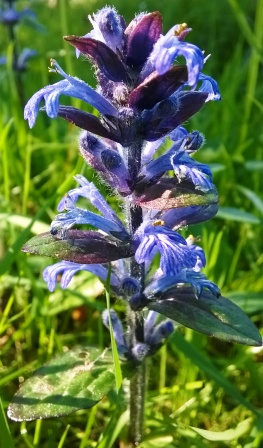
245;160;263;171
190;417;253;441
147;288;262;346
105;264;123;391
0;396;15;448
236;185;263;215
7;347;117;421
139;436;174;447
227;291;263;315
22;230;133;264
216;207;261;224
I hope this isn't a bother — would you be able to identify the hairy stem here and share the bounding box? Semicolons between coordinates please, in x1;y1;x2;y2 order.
128;362;146;446
125;142;146;446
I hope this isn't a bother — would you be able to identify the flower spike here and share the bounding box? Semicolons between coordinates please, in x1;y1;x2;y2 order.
22;7;261;359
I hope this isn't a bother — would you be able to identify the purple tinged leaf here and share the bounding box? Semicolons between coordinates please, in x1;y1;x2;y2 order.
129;66;188;110
134;178;218;210
143;91;208;141
126;12;162;67
64;36;127;82
58;106;121;142
146;287;262;346
22;230;133;264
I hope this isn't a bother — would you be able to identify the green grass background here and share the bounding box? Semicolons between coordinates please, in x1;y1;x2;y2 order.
0;0;263;446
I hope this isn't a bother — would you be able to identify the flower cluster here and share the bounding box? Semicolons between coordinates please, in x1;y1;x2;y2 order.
23;7;222;361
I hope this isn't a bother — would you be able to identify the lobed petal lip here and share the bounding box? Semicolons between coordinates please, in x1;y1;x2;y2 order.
24;60;118;128
134;223;204;276
155;33;204;87
198;73;221;101
43;260;120;292
140;26;204;86
57;174;130;230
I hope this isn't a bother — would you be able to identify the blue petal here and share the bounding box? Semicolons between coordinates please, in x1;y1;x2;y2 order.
102;309;127;355
88;7;125;52
144;310;159;336
138;136;184;182
51;205;128;240
24;59;117;128
143;26;204;87
139;131;206;186
134;222;205;275
141;138;165;165
171;150;213;191
198;73;221;101
58;175;124;225
161;203;218;229
43;261;119;292
143;270;220;300
146;320;174;347
55;175;129;240
16;49;37;71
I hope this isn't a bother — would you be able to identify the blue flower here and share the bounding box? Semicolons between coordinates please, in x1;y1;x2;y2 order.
43;261;119;292
86;7;125;52
102;309;128;355
137;129;211;191
24;59;117;128
0;7;35;25
51;175;129;241
24;11;220;145
142;24;204;86
134;221;205;276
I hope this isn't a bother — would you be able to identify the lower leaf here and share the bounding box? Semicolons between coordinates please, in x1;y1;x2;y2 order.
8;347;116;421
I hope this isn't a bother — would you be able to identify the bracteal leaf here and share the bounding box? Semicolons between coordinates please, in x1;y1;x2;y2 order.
22;230;133;264
146;287;262;346
135;178;218;210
